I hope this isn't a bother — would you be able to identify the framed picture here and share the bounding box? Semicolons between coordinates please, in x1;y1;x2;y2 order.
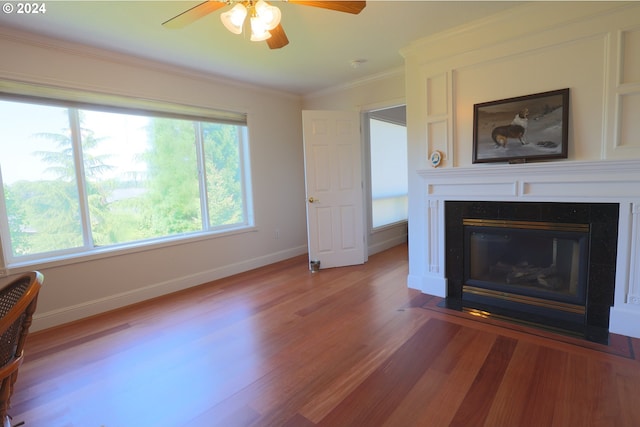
472;88;569;164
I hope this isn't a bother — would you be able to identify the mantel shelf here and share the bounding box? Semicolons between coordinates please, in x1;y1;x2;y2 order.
418;159;640;181
418;159;640;201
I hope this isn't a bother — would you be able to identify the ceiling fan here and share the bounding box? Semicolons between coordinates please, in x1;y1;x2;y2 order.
162;0;366;49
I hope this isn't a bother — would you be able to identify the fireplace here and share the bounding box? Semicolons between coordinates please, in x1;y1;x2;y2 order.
443;201;619;343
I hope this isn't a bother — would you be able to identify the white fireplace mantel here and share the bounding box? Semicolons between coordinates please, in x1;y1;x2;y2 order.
410;159;640;338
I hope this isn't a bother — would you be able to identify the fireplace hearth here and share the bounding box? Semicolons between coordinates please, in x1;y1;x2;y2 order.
443;201;619;344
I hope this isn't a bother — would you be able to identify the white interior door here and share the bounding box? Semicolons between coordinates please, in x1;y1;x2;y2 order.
302;110;366;270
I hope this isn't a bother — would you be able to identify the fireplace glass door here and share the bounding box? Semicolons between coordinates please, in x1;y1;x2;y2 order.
464;219;589;306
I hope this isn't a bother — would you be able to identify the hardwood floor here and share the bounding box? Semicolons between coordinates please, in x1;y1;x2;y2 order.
10;244;640;427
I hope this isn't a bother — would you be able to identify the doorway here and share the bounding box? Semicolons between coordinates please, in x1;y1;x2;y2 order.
364;105;408;253
301;106;408;270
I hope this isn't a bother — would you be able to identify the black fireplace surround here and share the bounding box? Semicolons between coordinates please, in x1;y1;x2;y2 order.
443;201;619;344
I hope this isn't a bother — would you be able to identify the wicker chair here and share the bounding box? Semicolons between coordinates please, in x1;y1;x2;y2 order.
0;272;43;427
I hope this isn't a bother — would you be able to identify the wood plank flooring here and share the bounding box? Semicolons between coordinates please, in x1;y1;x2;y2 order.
10;244;640;427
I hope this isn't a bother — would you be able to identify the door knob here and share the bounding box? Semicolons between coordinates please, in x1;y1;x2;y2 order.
308;196;318;203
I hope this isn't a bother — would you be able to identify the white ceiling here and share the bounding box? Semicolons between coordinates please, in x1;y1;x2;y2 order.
0;1;524;95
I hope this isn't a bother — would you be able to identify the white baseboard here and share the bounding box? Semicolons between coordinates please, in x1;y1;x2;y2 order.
609;304;640;339
31;245;307;332
368;234;408;256
407;273;447;297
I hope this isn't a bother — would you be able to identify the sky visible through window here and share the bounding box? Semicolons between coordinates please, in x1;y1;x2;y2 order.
0;101;149;184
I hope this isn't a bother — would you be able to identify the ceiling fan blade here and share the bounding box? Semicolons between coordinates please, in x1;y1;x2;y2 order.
162;1;227;29
267;24;290;49
287;1;366;14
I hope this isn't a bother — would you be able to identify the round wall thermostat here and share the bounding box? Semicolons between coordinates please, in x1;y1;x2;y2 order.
430;151;442;168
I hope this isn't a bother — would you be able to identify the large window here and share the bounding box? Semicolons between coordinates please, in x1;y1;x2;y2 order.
0;95;251;266
368;107;408;229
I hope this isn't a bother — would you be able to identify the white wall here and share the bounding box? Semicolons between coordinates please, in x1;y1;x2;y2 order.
402;2;640;337
0;28;308;330
303;70;408;255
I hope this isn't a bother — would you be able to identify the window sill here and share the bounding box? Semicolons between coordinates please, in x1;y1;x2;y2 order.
371;220;408;234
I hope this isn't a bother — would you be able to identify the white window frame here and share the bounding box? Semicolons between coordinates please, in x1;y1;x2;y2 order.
0;82;254;272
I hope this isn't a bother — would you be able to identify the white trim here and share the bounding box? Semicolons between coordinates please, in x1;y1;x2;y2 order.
31;244;307;331
367;231;407;257
0;26;300;102
415;159;640;339
305;67;405;100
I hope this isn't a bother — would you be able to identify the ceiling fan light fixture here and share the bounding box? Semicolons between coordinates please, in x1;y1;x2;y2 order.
163;0;364;50
254;0;281;30
250;15;272;41
220;3;247;35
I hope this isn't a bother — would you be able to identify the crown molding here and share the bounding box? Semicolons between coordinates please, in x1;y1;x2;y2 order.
0;26;302;101
304;66;404;100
